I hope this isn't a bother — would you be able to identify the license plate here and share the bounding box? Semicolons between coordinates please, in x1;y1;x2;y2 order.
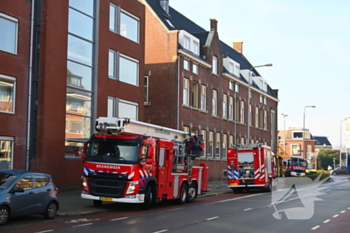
101;197;112;202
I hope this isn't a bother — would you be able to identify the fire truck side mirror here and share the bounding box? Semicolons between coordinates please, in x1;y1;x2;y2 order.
81;154;86;159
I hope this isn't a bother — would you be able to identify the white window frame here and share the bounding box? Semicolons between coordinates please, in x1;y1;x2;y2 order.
119;53;139;86
184;59;189;70
184;36;190;50
0;74;16;114
208;131;214;157
118;99;138;120
107;96;116;117
192;41;199;55
212;56;218;75
201;85;206;111
240;100;244;123
229;96;233;120
144;75;149;104
0;136;14;169
235;83;239;93
222;134;227;158
192;63;198;74
183;78;189;106
223;94;227;119
0;13;18;54
215;133;221;158
212;89;217;116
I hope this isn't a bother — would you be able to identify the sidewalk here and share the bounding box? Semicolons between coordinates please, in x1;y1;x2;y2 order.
56;180;231;217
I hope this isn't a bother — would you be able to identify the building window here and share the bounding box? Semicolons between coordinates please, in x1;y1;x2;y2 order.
120;54;139;86
229;81;233;90
240;100;244;123
249;104;252;126
259;108;264;128
293;132;303;139
212;89;217;116
184;59;189;70
193;41;199;55
192;64;198;74
192;82;199;108
0;137;13;169
229;135;234;148
234;64;240;76
264;109;267;130
108;50;117;78
201;85;206;111
223;94;227;119
183;78;189;105
184;36;190;50
291;144;300;155
215;133;221;158
0;13;18;54
222;134;227;158
235;99;240;122
118;99;138;120
108;97;116;117
264;97;267;105
255;106;259;128
260;95;263;103
208;131;214;157
183;126;190;133
201;129;206;157
109;4;139;43
235;83;239;93
0;75;15;113
229;63;234;74
144;76;149;104
229;96;233;120
212;56;218;75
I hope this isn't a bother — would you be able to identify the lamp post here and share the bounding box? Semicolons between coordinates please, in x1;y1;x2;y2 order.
281;113;288;155
340;117;349;167
303;106;316;159
246;63;272;145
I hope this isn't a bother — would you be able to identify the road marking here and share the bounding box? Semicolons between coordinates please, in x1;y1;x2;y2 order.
340;210;346;213
206;216;219;221
323;219;331;223
111;217;128;221
73;223;93;227
35;230;53;233
244;208;252;211
153;230;168;233
311;226;320;230
333;214;339;218
211;193;264;204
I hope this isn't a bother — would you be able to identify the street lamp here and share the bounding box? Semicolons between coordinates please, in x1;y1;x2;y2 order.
303;106;316;159
246;63;272;145
340;117;349;167
281;113;288;155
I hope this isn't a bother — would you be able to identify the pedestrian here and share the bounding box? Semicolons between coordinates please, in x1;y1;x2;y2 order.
328;165;332;171
281;166;286;177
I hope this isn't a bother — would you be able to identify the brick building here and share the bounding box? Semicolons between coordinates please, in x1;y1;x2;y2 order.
142;0;279;180
0;0;145;189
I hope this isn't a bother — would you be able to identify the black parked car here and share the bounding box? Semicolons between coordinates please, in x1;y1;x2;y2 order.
0;169;59;225
330;167;348;175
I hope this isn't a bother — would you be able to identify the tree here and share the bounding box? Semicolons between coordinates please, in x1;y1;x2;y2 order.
317;150;338;170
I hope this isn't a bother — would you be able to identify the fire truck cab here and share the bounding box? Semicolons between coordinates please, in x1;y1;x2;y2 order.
81;117;208;209
227;144;276;193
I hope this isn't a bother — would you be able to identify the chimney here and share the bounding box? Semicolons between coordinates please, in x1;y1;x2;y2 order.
210;18;218;31
160;0;169;14
233;42;243;53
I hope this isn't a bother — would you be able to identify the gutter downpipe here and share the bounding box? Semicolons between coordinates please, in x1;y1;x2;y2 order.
26;0;35;170
177;53;180;130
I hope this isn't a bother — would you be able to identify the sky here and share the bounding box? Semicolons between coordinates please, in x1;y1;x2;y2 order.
170;0;350;149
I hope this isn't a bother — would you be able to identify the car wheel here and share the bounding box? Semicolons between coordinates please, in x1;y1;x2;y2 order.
93;200;103;206
0;206;9;225
187;183;197;203
178;183;188;204
141;185;152;210
44;201;58;219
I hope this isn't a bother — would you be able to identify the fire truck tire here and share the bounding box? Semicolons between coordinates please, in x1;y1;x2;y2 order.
231;188;243;193
178;183;188;204
142;185;152;210
93;200;103;206
187;183;197;203
265;179;272;192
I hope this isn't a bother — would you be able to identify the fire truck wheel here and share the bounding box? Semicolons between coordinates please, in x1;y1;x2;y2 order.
93;200;103;206
178;183;188;204
187;183;197;203
142;185;152;210
265;179;272;192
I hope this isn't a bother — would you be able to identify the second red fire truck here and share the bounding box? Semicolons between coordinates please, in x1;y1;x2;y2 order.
227;144;276;193
81;117;208;209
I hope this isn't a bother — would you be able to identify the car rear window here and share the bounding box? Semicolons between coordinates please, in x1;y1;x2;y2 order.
34;175;50;188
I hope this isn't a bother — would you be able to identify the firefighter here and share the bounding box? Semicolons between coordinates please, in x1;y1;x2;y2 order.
281;165;286;177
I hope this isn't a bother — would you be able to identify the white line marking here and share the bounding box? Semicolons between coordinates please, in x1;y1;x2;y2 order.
206;216;219;221
333;214;339;218
35;230;53;233
73;223;93;227
110;217;128;221
153;230;168;233
244;208;252;211
323;219;331;223
341;210;346;213
311;225;320;230
211;193;264;204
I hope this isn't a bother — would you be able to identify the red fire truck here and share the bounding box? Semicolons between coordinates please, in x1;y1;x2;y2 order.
81;117;208;209
282;156;307;177
227;144;276;193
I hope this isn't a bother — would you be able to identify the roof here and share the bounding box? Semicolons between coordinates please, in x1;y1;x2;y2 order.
145;0;278;99
313;136;332;147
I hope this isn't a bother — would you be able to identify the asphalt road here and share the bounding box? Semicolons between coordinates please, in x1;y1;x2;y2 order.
2;175;350;233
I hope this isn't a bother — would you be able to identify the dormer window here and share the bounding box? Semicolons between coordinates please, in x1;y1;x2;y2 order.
193;41;199;55
223;57;240;77
184;36;190;50
179;30;200;56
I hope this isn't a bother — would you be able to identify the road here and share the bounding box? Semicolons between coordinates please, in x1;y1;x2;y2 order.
2;175;350;233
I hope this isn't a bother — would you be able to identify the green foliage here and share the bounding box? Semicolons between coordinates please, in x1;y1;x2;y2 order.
317;150;338;170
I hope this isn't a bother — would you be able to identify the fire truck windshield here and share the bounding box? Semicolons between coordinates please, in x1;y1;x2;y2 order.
86;139;141;164
291;158;307;167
